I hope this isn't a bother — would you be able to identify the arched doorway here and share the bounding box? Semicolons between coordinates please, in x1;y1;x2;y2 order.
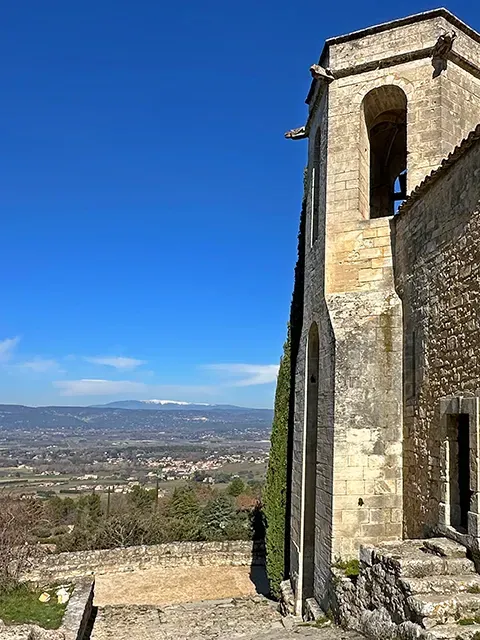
302;322;319;599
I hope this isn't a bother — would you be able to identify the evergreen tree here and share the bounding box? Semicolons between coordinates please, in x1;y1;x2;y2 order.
263;188;306;598
226;477;245;497
168;487;200;520
263;330;291;597
163;487;202;541
202;494;235;538
127;485;155;513
77;493;103;526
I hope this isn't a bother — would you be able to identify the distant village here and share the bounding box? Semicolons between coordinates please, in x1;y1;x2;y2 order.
3;450;268;496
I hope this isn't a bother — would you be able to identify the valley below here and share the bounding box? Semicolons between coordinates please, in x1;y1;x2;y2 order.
0;403;272;498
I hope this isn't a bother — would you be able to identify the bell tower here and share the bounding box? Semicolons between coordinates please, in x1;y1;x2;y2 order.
286;9;480;613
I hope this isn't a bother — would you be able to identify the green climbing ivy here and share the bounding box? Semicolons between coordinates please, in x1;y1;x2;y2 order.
264;181;306;598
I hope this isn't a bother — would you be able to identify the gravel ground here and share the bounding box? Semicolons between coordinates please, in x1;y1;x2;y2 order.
93;565;268;607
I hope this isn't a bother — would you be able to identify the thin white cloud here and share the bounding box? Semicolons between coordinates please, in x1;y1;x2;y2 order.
54;379;147;396
20;358;63;373
84;356;147;370
53;379;215;398
0;337;20;363
204;363;279;387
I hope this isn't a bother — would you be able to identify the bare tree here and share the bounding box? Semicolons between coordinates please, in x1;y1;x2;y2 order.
96;514;146;548
0;494;41;590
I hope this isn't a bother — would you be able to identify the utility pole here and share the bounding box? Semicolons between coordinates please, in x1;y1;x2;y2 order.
154;476;159;513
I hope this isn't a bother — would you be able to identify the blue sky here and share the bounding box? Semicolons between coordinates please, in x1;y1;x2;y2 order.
0;1;478;408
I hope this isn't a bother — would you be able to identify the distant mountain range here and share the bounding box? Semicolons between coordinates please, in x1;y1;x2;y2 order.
91;399;260;411
0;402;273;440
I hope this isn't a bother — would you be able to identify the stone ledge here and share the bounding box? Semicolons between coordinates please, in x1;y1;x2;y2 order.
22;541;265;583
62;577;94;640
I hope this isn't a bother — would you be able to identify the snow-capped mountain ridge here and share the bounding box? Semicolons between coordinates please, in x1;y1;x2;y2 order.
144;399;212;406
90;400;260;412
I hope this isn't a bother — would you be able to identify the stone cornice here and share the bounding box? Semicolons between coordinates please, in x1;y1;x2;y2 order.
304;47;480;133
323;8;480;52
306;8;480;105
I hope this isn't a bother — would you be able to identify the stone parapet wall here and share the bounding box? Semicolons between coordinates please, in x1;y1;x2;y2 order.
22;541;265;583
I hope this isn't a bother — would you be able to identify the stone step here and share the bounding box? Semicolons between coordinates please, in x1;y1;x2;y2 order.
423;538;468;559
407;592;480;625
427;622;480;639
401;573;480;596
400;556;475;579
365;540;475;578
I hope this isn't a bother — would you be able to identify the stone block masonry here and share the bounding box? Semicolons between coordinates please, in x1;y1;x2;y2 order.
394;131;480;539
61;578;95;640
22;541;265;583
332;537;480;639
91;597;365;640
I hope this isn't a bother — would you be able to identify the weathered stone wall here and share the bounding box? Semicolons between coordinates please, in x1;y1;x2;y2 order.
22;541;265;583
328;290;402;558
394;138;480;538
331;537;479;640
440;64;480;160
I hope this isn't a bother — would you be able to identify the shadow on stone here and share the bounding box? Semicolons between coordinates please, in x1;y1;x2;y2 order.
248;507;270;597
249;563;270;596
83;605;98;640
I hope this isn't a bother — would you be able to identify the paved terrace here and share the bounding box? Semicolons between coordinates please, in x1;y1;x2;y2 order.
89;564;363;640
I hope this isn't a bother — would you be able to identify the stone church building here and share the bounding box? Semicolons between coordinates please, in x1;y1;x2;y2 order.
285;8;480;618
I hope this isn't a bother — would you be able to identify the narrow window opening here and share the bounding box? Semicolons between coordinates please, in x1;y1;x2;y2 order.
369;112;407;218
448;413;471;531
310;166;317;245
406;329;416;402
411;329;416;396
311;130;321;245
458;413;471;530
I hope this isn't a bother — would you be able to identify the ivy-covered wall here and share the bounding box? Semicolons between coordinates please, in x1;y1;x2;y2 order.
264;193;305;597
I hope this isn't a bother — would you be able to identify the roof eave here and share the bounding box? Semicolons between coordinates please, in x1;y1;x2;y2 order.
305;8;480;105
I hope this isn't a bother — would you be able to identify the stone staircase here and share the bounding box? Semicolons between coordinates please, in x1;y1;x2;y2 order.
399;539;480;638
335;537;480;639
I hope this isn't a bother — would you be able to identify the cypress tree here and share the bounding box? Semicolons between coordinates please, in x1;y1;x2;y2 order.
264;186;306;598
263;329;292;598
168;487;200;520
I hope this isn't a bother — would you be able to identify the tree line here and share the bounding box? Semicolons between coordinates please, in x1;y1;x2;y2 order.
0;477;264;591
27;477;264;552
